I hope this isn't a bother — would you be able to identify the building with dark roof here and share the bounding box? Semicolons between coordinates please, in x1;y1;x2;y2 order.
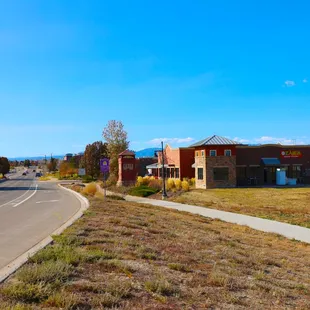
191;135;240;188
191;135;310;188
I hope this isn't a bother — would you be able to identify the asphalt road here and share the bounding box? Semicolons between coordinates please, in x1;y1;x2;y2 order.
0;170;81;269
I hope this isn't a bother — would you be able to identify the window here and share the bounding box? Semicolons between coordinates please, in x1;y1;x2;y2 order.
213;167;229;181
201;150;205;157
225;149;231;156
209;150;217;157
175;168;180;178
196;151;199;156
197;168;203;180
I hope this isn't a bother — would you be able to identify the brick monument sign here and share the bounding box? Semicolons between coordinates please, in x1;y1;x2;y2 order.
117;150;136;186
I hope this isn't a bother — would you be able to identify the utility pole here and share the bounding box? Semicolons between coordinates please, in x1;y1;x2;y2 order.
161;141;167;199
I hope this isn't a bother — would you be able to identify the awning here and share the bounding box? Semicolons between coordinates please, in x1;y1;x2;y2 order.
261;158;281;166
146;163;169;169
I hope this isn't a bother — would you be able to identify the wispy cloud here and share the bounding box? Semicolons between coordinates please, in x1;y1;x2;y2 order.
233;137;250;143
303;78;308;83
284;80;296;87
254;136;306;145
230;136;309;145
148;137;195;146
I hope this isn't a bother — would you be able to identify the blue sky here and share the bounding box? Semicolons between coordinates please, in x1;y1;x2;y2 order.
0;0;309;157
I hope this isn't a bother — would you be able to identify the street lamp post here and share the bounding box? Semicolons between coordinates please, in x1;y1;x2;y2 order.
161;141;167;199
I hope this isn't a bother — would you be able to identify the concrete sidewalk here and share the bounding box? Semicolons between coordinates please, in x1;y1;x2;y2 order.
106;190;310;244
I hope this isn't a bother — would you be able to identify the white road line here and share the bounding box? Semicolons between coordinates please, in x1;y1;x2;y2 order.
12;185;38;208
36;200;59;204
0;180;36;209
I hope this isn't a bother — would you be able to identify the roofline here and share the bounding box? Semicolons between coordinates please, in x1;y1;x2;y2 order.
158;145;195;152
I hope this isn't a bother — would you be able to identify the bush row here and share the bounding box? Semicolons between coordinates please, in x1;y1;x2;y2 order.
136;176;194;192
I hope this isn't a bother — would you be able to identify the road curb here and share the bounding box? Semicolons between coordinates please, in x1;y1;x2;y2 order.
0;184;89;283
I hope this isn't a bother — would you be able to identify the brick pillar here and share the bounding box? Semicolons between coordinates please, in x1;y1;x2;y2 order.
117;150;137;187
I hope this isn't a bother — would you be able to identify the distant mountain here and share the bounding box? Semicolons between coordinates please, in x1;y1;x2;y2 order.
135;148;160;158
8;155;65;161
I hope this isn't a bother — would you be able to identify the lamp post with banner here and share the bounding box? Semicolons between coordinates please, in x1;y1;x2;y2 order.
100;158;110;199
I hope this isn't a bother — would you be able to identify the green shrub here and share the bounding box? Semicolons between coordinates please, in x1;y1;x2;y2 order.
82;175;93;183
128;186;159;197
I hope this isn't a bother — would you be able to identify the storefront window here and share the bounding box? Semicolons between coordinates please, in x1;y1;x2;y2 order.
292;165;302;178
175;168;180;178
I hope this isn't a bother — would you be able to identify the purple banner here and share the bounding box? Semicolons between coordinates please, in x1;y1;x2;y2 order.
100;158;110;173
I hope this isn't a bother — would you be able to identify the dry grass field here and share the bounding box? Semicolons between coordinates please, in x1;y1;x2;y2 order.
1;194;310;309
172;188;310;228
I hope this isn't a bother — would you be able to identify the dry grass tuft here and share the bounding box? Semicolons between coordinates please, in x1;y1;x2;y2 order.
82;182;97;195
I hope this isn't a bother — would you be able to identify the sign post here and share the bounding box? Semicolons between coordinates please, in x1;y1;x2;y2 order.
100;158;110;199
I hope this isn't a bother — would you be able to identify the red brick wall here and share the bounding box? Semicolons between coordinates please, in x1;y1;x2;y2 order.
180;148;195;179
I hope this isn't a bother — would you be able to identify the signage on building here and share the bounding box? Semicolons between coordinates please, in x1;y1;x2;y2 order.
280;150;302;158
100;158;110;173
123;163;134;170
78;168;86;176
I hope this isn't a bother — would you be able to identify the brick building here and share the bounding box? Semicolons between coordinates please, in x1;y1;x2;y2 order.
191;136;239;189
146;144;195;179
236;145;310;185
125;136;310;188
